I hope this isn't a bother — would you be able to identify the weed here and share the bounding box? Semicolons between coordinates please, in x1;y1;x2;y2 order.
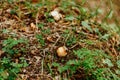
66;35;77;46
7;0;13;4
37;23;44;29
62;30;77;46
36;34;45;46
2;38;28;55
37;23;51;34
52;48;119;80
81;21;93;32
24;1;43;18
80;39;94;45
65;15;75;21
2;29;7;33
44;12;55;22
0;57;28;80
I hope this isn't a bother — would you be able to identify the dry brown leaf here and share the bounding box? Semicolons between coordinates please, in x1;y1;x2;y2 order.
20;27;29;32
0;50;4;56
32;0;39;3
34;56;41;63
46;36;54;42
50;9;62;21
30;23;38;30
0;9;3;15
19;74;28;80
14;53;22;57
31;50;36;55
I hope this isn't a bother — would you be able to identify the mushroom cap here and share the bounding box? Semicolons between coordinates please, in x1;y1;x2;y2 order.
57;46;67;57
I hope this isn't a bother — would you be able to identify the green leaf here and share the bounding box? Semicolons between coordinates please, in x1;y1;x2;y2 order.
2;29;9;33
100;34;110;41
7;0;13;4
66;35;76;46
81;0;87;5
103;58;113;67
37;23;44;29
107;10;113;19
65;15;75;21
115;69;120;75
0;70;8;79
66;60;79;65
81;21;93;32
36;34;45;46
52;62;60;67
116;60;120;68
73;48;92;59
58;65;69;73
11;63;23;68
47;18;55;22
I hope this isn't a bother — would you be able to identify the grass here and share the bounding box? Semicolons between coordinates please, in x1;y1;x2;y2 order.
0;57;28;80
36;34;45;46
2;38;28;55
52;48;120;80
0;0;120;80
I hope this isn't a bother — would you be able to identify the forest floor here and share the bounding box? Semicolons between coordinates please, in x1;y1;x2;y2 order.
0;0;120;80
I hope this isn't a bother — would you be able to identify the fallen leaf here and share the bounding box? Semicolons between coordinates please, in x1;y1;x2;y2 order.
19;74;28;80
34;56;41;63
50;9;62;21
46;36;54;42
14;53;22;57
81;21;93;32
31;50;36;55
20;27;29;32
30;23;38;30
32;0;39;3
103;58;113;67
0;50;4;56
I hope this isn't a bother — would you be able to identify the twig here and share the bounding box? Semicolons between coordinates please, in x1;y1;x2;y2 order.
50;33;61;51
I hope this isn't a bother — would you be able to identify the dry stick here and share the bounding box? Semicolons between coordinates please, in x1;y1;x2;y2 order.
63;33;71;46
35;5;42;34
37;74;53;80
35;7;40;27
41;48;46;75
13;15;23;22
35;8;40;33
69;43;79;49
50;34;61;51
41;47;49;75
41;59;44;75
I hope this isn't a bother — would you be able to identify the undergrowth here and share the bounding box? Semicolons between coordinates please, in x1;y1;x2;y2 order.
0;0;120;80
52;48;120;80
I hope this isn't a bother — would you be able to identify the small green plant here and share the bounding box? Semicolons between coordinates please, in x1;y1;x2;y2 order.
62;30;77;46
2;38;28;55
80;39;94;45
7;0;13;4
0;57;28;80
36;34;45;46
52;48;119;80
66;34;77;46
37;23;51;34
2;29;9;34
81;21;93;32
65;15;75;21
24;1;43;18
47;17;55;22
37;23;44;29
44;12;55;22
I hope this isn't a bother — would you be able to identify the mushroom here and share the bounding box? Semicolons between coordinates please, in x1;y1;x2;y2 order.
57;46;67;57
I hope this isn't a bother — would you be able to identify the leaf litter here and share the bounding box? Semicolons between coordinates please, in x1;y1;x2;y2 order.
0;0;120;80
